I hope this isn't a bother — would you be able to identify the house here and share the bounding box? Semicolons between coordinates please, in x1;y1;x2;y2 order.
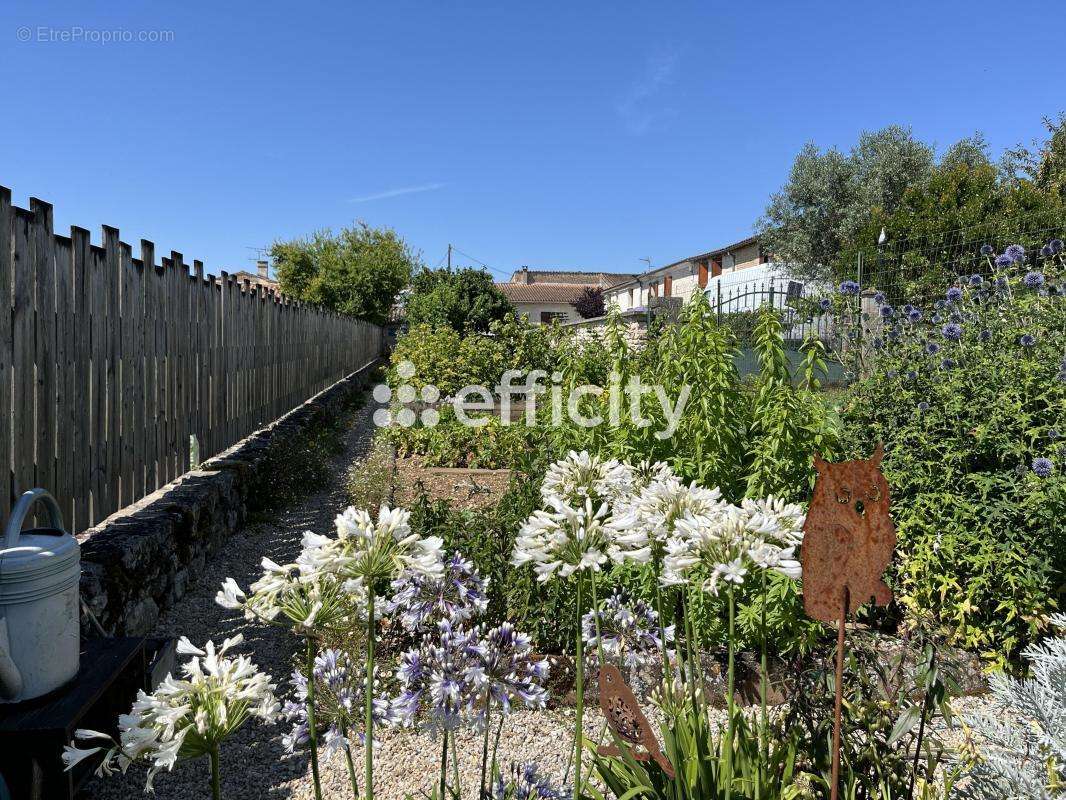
496;268;636;324
231;260;280;293
605;236;768;311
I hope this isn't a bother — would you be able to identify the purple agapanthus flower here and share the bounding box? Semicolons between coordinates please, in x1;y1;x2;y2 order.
995;276;1009;290
384;552;489;633
491;763;573;800
942;322;963;341
392;619;481;734
838;280;860;296
1005;244;1026;263
1032;458;1053;478
1023;271;1045;289
946;287;963;303
582;593;675;671
1019;333;1037;347
468;622;549;723
1047;429;1060;440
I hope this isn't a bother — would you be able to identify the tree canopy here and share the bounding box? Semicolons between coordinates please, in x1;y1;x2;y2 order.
573;287;606;319
404;267;513;333
271;223;418;326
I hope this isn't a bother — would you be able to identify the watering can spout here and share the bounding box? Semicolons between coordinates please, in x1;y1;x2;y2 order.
0;616;23;700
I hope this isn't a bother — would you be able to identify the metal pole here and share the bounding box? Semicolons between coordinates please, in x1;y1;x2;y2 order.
830;586;850;800
447;243;452;271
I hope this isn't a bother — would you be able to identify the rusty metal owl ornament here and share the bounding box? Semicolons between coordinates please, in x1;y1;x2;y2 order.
801;442;896;622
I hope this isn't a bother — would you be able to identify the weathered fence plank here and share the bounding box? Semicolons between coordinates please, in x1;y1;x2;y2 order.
32;200;57;509
0;188;10;525
72;227;91;530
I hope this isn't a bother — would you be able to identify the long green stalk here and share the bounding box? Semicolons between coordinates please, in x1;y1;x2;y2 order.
439;731;449;799
344;735;360;800
479;692;492;800
305;637;323;800
574;575;585;796
652;552;671;683
210;745;221;800
759;571;769;798
725;586;737;800
365;590;376;800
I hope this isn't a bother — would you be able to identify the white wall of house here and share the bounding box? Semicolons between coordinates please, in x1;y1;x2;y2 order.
513;301;578;324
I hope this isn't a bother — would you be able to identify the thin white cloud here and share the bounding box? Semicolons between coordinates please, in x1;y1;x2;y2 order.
617;50;680;135
348;182;446;203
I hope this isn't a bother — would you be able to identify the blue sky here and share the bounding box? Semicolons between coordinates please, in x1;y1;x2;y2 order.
2;1;1065;281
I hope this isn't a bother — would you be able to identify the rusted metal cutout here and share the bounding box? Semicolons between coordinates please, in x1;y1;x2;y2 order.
801;442;896;623
596;665;675;778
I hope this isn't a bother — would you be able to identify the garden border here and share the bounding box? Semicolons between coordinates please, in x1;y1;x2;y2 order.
77;359;385;636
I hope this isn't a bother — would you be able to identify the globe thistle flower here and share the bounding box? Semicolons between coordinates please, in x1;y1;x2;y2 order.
607;477;729;564
301;506;445;587
908;307;923;323
541;450;634;508
925;342;941;356
216;556;358;632
838;280;860;296
64;635;279;791
468;622;549;721
1023;271;1045;289
946;287;963;303
941;322;963;341
282;649;395;759
994;254;1013;269
819;297;832;311
1032;458;1053;478
979;329;993;342
1005;244;1026;263
940;358;956;370
880;304;894;318
1050;239;1065;254
994;276;1009;291
1047;429;1060;440
873;291;886;305
932;314;944;325
383;552;489;633
1018;333;1037;348
581;593;674;671
968;274;984;287
512;497;614;581
917;401;930;412
392;619;481;734
905;370;918;380
980;244;994;256
491;762;572;800
1041;244;1053;257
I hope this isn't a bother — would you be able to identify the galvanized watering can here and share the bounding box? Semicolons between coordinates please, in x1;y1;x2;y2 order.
0;489;81;703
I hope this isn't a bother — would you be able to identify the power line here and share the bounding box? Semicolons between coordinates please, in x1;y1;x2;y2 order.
449;245;512;279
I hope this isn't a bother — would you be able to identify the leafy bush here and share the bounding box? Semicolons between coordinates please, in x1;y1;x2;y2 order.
839;243;1066;667
388;323;506;397
405;266;513;333
386;407;545;470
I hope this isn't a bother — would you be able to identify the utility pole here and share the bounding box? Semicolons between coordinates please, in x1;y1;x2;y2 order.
447;243;452;270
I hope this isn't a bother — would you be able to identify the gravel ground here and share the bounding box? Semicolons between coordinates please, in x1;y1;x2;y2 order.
80;403;996;799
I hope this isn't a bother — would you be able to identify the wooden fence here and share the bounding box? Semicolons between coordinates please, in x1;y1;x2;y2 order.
0;187;383;533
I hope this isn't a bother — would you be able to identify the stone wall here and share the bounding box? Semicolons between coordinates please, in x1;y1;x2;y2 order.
77;360;382;636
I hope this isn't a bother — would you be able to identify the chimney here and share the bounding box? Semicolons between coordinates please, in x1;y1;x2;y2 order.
257;259;269;280
514;266;531;285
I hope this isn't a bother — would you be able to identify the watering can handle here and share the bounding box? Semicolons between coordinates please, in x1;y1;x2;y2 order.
3;489;66;549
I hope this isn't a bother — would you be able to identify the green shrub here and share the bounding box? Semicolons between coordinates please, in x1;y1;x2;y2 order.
840;245;1066;667
386;406;547;469
388;323;506;396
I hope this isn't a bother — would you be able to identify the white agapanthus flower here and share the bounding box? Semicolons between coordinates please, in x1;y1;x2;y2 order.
541;450;635;508
661;496;806;595
512;497;615;581
63;635;279;791
301;505;445;586
608;477;730;564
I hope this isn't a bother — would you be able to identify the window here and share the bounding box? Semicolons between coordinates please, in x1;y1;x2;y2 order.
540;311;567;324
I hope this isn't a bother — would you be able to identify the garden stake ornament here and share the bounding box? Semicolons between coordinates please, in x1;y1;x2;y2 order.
597;664;675;778
800;443;896;800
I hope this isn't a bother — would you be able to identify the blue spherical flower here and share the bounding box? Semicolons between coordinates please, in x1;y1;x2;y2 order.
932;314;943;324
980;244;994;256
819;298;832;311
940;358;956;369
1005;244;1026;263
917;401;930;412
886;369;898;378
1019;333;1036;347
1050;239;1065;254
903;303;915;314
994;254;1013;269
1041;244;1053;257
925;342;941;355
946;287;963;303
979;329;992;342
994;276;1009;290
874;291;886;305
968;274;983;287
1059;369;1066;383
1023;271;1045;288
1032;458;1053;478
872;337;884;349
908;308;923;323
905;370;918;381
838;280;860;296
1048;429;1060;440
880;304;894;318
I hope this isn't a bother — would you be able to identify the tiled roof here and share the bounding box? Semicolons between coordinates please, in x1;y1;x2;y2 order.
519;269;635;285
498;283;593;303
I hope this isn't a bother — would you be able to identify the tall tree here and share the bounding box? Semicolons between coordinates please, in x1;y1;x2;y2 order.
573;287;606;319
271;223;417;325
405;267;513;332
1001;112;1066;199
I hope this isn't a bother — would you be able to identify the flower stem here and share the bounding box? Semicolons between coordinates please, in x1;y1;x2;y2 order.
725;585;736;800
365;589;376;800
574;574;585;797
479;693;492;800
305;637;323;800
210;745;221;800
439;730;449;800
760;570;769;790
344;738;360;800
653;552;671;683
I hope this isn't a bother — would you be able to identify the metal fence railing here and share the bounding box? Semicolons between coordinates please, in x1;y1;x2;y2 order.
706;273;835;350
